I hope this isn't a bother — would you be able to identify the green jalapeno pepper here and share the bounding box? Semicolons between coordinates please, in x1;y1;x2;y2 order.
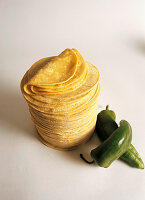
96;106;144;169
80;119;132;168
90;120;132;168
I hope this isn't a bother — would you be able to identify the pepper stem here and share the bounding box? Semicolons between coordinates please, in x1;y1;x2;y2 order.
80;154;94;164
106;105;109;110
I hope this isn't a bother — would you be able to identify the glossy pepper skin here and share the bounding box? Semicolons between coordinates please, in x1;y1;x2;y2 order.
96;106;144;169
91;120;132;168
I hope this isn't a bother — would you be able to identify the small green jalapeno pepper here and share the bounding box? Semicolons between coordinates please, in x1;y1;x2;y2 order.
120;144;144;169
96;105;118;141
91;120;132;168
96;106;144;169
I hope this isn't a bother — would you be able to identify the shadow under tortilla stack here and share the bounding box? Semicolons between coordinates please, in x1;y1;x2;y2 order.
20;48;100;150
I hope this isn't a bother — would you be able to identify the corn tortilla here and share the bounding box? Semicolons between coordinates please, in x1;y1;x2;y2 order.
20;48;100;150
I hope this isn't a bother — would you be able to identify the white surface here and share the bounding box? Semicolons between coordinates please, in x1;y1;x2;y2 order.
0;0;145;200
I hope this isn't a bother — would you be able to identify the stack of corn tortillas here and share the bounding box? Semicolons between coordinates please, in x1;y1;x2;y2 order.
20;48;100;150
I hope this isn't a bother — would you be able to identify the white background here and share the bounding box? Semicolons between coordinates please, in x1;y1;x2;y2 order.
0;0;145;200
